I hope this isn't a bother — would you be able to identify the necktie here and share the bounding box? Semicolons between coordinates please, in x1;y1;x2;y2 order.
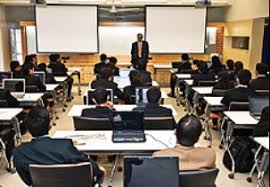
138;42;142;58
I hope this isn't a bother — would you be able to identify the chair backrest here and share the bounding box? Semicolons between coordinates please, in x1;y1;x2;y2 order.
249;95;270;115
144;117;176;130
29;162;94;187
255;90;270;96
198;81;217;87
73;116;112;130
0;99;8;107
212;89;226;97
179;168;219;187
229;102;249;111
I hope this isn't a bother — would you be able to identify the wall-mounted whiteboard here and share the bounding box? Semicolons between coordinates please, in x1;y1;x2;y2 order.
146;6;207;54
35;5;98;53
99;26;145;55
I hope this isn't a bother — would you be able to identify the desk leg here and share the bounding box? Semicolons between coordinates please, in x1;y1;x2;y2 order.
0;138;6;167
12;117;21;145
258;151;269;187
247;145;263;183
108;155;119;187
219;117;227;149
203;104;212;147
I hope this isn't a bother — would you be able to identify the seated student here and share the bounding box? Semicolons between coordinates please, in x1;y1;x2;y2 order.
134;87;173;118
13;107;104;186
221;69;253;108
226;59;235;71
91;66;124;100
250;63;270;91
81;88;114;119
30;54;40;71
48;54;74;101
218;59;236;81
192;62;216;86
123;70;145;104
108;57;120;76
153;115;216;171
38;63;57;84
94;54;107;76
191;60;202;74
168;53;192;98
136;61;152;86
253;106;269;136
10;61;24;78
22;55;34;73
234;61;244;75
209;56;225;75
213;72;235;91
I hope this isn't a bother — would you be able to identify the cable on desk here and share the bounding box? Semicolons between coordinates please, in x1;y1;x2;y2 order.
145;133;170;148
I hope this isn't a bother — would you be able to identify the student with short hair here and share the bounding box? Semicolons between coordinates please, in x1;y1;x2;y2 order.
226;59;235;71
134;87;173;118
108;57;120;76
91;66;124;100
10;61;24;78
250;63;270;91
153;115;216;171
13;107;104;186
136;61;152;86
234;61;244;74
192;62;216;86
81;88;114;119
209;56;225;75
38;63;57;84
221;69;253;108
94;54;108;76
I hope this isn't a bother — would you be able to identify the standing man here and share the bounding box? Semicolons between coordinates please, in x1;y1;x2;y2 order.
131;33;149;69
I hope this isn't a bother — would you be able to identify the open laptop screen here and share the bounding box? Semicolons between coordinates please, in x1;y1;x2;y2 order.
3;79;25;93
33;72;46;85
86;89;113;105
119;69;132;77
124;157;180;187
113;112;144;132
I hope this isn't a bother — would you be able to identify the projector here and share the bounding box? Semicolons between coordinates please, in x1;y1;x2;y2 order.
195;0;212;7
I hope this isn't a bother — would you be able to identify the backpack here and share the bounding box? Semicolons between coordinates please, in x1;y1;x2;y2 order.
223;136;255;173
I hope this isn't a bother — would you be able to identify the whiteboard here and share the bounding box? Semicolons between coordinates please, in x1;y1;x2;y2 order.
146;6;207;53
99;26;145;55
36;5;98;53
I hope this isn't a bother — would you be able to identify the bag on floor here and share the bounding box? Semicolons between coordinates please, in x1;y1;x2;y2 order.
223;136;255;173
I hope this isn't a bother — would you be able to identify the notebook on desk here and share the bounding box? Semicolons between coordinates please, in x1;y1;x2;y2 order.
112;112;146;143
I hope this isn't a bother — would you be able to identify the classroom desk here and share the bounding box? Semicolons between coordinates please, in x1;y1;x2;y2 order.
221;111;259;179
54;76;68;82
184;79;194;86
46;84;59;91
17;93;44;107
67;67;81;95
68;105;178;117
176;74;192;79
192;87;214;95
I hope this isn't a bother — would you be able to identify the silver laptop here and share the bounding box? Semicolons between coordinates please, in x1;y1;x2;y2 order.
114;76;131;89
3;79;25;98
119;69;132;77
33;71;46;85
86;89;114;105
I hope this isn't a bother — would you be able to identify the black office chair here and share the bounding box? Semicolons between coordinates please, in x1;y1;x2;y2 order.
144;117;176;130
179;168;220;187
249;95;269;115
212;89;226;97
73;116;112;130
29;162;94;187
229;102;249;111
198;81;217;87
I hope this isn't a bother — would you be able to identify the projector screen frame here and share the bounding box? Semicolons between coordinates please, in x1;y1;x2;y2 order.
35;4;100;54
145;5;208;55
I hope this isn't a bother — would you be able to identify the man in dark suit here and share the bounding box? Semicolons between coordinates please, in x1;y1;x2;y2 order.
221;70;253;108
13;107;104;186
137;61;152;86
131;33;149;68
91;66;124;100
134;87;173;117
82;88;114;119
94;54;108;76
250;63;270;92
192;62;216;86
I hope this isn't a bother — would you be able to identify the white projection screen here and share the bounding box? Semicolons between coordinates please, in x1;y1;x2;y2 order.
35;5;98;53
146;6;207;54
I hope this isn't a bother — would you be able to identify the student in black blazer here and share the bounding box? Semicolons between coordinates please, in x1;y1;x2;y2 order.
136;61;152;86
209;56;225;75
134;87;173;118
91;66;124;100
108;57;120;76
192;62;216;86
94;54;107;76
81;88;114;119
213;72;235;91
13;107;104;186
123;70;146;104
221;70;253;108
131;33;149;68
250;63;270;91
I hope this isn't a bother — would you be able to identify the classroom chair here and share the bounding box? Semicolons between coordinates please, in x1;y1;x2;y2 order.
249;95;269;116
198;80;217;87
229;102;249;111
73;116;112;131
179;168;219;187
255;89;270;96
144;117;176;130
29;163;94;187
212;89;227;97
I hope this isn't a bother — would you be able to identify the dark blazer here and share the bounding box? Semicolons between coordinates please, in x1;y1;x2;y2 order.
213;80;235;90
250;77;270;91
134;103;173;118
210;64;226;75
131;41;149;65
123;80;146;104
192;73;216;86
253;106;269;136
221;87;253;108
13;137;103;186
45;73;57;84
91;79;124;100
48;62;68;76
25;75;46;93
94;62;106;75
138;70;152;85
180;61;192;73
0;89;19;107
81;106;114;119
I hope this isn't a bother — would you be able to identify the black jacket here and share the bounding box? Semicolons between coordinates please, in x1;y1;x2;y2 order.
138;70;152;85
25;75;46;93
192;73;216;86
45;73;57;84
13;137;103;186
94;62;106;75
134;103;173;118
131;41;149;64
0;89;19;107
12;71;25;79
213;80;235;90
48;62;67;76
81;106;114;119
250;77;270;91
221;87;253;108
91;79;124;100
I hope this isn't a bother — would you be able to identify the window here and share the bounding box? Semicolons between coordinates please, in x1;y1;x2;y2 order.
10;28;23;64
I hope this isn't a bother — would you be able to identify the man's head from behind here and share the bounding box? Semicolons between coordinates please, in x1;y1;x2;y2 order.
181;54;190;62
256;63;269;76
10;61;21;72
226;59;234;71
147;87;161;104
93;88;109;105
100;66;113;80
237;69;252;86
176;115;202;147
100;54;107;63
25;107;51;138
